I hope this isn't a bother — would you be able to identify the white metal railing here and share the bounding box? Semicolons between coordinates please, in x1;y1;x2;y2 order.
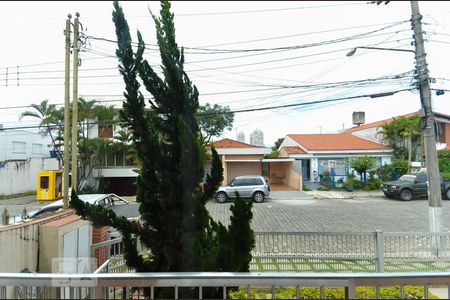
1;271;450;299
92;231;450;274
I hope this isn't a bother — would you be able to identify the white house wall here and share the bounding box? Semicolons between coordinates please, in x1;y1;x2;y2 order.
0;158;58;195
350;127;385;144
0;130;52;161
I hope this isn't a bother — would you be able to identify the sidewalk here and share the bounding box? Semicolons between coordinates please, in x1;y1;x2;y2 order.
305;190;385;200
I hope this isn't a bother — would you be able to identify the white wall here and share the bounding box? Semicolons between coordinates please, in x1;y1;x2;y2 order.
0;157;58;195
0;130;53;161
350;127;385;144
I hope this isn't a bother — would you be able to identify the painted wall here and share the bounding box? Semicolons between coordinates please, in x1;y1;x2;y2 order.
0;157;58;195
0;130;53;161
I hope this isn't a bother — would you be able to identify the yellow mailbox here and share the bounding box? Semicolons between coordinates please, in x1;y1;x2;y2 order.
37;170;64;201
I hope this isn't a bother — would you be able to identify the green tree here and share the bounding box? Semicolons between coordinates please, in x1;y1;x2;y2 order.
377;115;421;172
19;99;64;167
197;103;234;147
266;137;284;158
438;149;450;174
348;155;377;183
71;1;254;298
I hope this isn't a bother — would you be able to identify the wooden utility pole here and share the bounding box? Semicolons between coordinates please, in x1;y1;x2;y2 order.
410;1;443;233
71;13;80;192
63;14;72;209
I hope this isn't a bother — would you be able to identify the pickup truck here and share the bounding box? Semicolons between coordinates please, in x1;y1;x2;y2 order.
380;173;450;201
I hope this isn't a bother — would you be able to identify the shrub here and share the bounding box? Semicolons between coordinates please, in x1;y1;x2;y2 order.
229;286;438;299
366;178;382;191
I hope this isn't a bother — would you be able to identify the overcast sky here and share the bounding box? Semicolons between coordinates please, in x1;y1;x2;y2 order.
0;1;449;146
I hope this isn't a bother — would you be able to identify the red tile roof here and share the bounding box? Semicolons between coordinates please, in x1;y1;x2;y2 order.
211;138;264;149
287;134;391;151
342;112;418;133
280;146;306;154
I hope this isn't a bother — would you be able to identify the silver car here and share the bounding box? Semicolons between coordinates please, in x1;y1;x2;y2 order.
215;175;270;203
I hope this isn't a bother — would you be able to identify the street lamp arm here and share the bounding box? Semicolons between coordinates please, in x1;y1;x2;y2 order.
346;46;415;56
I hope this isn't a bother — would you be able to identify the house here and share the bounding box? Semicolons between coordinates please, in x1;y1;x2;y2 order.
278;133;394;184
209;138;303;191
0;129;58;195
85;113;137;196
341;111;450;156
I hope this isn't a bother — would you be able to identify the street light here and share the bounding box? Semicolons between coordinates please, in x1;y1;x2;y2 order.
346;46;415;57
346;5;444;234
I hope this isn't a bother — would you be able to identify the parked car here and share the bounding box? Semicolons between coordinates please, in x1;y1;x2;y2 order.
215;175;270;203
380;173;450;201
28;193;139;219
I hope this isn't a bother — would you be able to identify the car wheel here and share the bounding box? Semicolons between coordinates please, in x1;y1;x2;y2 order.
400;189;413;201
253;191;265;203
446;189;450;200
215;192;228;203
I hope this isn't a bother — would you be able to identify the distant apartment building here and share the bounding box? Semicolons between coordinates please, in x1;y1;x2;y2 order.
237;131;245;143
250;128;264;146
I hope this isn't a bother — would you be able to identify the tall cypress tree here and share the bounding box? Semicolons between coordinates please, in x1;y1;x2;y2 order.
71;1;254;298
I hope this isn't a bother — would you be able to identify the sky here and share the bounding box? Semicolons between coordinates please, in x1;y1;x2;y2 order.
0;1;449;147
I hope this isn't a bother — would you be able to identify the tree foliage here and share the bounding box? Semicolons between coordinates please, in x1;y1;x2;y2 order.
197;103;234;147
71;1;254;298
348;155;377;183
377;115;421;172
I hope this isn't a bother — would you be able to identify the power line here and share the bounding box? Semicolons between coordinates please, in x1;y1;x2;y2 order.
0;88;413;131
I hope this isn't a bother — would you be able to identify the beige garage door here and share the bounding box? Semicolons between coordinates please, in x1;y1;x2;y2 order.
226;161;262;184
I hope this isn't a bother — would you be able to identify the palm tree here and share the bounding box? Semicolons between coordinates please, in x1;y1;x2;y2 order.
19;100;64;167
113;129;137;166
77;98;97;139
377;115;421;173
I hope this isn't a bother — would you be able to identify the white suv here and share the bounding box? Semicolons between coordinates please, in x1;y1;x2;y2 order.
215;175;270;203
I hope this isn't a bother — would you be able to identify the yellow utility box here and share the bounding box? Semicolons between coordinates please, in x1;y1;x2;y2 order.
37;170;63;201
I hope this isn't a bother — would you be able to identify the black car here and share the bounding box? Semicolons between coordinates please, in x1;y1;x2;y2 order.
380;173;450;201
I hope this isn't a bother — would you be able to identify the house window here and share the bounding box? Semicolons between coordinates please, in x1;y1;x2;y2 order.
12;141;26;153
32;143;42;154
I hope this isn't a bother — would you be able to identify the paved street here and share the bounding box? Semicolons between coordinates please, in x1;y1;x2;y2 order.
206;197;450;233
3;193;450;233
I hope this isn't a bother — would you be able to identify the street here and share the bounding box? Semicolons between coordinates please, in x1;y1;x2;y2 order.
206;197;450;233
4;194;450;233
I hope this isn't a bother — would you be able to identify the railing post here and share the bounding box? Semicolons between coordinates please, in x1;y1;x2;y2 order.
375;230;384;272
345;280;356;299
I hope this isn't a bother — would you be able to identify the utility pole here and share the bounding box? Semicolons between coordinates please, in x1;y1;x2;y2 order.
71;13;80;192
63;14;72;209
410;1;443;233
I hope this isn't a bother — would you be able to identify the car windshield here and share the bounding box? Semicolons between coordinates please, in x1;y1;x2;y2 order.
398;175;416;182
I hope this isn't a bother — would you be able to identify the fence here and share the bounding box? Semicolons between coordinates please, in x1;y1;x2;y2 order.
1;271;450;299
92;231;450;274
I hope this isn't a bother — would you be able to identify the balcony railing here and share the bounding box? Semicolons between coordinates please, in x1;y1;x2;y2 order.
1;271;450;299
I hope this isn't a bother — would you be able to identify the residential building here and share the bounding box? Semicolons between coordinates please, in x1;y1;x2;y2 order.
341;111;450;157
85;113;137;195
0;129;58;195
210;138;270;184
278;133;394;183
250;128;264;146
209;138;303;190
237;131;245;143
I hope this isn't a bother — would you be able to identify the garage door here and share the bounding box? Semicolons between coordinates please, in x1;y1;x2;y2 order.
226;162;262;184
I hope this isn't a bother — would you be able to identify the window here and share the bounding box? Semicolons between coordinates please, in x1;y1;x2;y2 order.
12;141;26;153
32;143;42;154
40;176;49;189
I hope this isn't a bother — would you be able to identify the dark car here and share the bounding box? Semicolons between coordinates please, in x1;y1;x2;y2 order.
380;173;450;201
